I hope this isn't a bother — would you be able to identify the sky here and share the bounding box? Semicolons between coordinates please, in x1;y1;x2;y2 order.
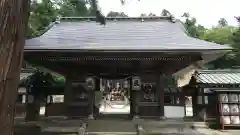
98;0;240;28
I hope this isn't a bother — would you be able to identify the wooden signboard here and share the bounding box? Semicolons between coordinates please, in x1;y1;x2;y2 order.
132;76;141;90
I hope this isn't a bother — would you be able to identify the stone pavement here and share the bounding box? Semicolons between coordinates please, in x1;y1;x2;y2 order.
221;130;240;135
14;117;240;135
196;128;231;135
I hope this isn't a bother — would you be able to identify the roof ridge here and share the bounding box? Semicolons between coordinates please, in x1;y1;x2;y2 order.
198;69;240;74
28;15;177;38
59;16;176;22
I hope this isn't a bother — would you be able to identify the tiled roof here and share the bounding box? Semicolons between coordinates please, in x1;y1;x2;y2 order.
25;16;231;51
194;70;240;84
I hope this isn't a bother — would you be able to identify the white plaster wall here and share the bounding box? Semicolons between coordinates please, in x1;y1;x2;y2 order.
164;106;185;118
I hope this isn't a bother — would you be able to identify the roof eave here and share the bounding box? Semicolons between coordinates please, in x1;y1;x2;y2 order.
23;48;232;53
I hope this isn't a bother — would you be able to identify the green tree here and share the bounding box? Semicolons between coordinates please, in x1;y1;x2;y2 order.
161;9;171;16
57;0;89;16
203;26;234;44
140;13;147;17
231;16;240;67
28;0;57;37
148;13;156;16
140;13;156;17
218;18;228;27
27;0;91;38
204;25;236;69
107;11;128;17
181;12;206;38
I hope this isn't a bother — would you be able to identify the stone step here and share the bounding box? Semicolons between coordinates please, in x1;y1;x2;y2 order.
86;120;137;135
85;132;136;135
191;122;208;129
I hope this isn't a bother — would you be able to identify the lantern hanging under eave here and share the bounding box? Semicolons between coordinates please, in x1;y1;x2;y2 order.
220;94;229;103
86;76;95;90
132;76;141;90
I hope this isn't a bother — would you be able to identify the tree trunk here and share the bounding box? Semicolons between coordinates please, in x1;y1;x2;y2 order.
0;1;30;135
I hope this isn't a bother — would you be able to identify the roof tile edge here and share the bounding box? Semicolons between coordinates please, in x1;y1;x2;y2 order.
27;21;57;39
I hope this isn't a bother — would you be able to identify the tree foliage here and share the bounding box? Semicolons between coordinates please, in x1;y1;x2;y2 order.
180;12;240;69
161;9;171;16
26;70;65;96
28;0;57;37
181;12;206;38
107;11;128;17
218;18;228;27
28;0;91;37
231;17;240;67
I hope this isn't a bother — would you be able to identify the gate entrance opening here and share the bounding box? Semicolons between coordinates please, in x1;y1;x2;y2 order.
98;79;130;115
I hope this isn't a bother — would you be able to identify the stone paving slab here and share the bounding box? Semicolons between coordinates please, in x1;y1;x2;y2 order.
135;119;207;135
139;128;203;135
223;130;240;135
196;128;232;135
86;120;137;134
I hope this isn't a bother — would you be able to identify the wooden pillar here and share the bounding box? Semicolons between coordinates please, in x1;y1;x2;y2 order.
88;89;94;119
129;77;134;119
93;78;100;118
63;76;72;117
131;76;141;119
131;90;140;119
87;76;96;119
156;73;165;119
192;89;198;118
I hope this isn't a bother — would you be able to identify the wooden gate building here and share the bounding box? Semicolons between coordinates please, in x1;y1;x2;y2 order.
24;16;231;119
